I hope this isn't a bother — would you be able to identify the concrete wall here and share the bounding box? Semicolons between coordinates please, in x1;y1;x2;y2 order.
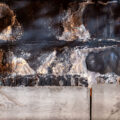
0;87;90;120
92;85;120;120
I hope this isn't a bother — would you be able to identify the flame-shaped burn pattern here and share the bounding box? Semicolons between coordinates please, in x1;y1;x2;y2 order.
0;0;120;86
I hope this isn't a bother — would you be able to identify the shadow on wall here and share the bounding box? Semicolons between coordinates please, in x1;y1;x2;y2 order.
86;47;120;75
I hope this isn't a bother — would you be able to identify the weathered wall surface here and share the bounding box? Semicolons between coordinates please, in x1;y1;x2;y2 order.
1;85;120;120
0;1;120;120
92;85;120;120
0;0;119;86
0;87;90;120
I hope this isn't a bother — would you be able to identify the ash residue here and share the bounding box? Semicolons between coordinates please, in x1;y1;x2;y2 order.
0;74;88;87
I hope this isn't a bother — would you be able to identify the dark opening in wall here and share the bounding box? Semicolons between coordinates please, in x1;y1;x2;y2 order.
86;47;120;75
83;2;120;39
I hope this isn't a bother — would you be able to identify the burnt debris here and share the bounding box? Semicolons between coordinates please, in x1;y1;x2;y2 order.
0;74;88;87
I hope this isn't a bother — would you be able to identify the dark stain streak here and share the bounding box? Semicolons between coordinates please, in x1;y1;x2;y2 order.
108;100;120;119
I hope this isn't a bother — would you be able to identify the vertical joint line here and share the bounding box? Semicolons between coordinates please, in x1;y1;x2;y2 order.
90;88;92;120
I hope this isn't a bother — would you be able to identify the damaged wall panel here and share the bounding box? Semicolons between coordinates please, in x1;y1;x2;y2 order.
0;0;119;86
